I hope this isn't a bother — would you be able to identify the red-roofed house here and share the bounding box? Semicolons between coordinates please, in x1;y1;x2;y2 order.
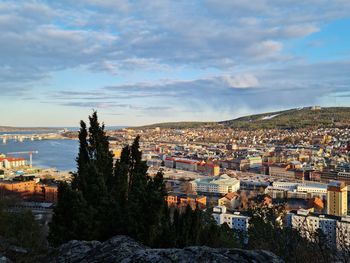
0;157;26;169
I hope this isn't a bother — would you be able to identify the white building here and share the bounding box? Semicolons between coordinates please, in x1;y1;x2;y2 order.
270;181;327;198
212;206;249;232
297;183;327;197
191;174;240;194
272;182;298;191
248;156;262;169
0;157;26;169
336;217;350;249
287;209;350;250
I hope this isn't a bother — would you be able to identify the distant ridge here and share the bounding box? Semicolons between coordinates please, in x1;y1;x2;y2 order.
136;121;215;129
136;107;350;130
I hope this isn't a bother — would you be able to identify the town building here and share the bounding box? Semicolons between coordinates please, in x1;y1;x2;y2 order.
212;206;249;232
248;156;262;169
0;180;39;199
166;193;206;209
327;181;348;216
164;156;198;172
191;174;240;194
269;165;297;178
0;180;58;203
218;192;240;209
287;209;350;250
174;158;198;172
197;162;220;176
266;181;328;200
164;156;175;168
43;185;58;203
0;157;26;169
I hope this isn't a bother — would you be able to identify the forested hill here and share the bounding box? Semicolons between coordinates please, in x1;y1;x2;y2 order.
138;107;350;130
220;107;350;129
136;121;215;129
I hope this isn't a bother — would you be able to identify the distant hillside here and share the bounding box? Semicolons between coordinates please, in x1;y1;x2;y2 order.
138;107;350;130
137;121;214;129
221;107;350;129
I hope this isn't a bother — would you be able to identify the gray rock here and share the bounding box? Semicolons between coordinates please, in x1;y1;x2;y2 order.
48;236;283;263
0;255;12;263
50;240;101;263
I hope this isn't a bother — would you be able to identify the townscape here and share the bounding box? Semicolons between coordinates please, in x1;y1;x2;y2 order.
1;0;350;262
0;108;350;262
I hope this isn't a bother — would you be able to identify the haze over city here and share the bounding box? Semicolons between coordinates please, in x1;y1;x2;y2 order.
0;0;349;126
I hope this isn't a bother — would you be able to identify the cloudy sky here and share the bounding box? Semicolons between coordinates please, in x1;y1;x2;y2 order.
0;0;350;126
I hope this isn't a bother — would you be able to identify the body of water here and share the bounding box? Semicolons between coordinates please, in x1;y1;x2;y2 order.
0;139;79;171
0;126;126;136
0;126;126;172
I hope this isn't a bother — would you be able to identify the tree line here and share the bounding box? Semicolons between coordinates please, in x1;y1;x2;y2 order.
48;112;237;248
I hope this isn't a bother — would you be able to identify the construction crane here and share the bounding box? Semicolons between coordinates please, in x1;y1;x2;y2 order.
6;151;39;168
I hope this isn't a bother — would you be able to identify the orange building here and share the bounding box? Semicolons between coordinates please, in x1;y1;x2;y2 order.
166;193;206;210
307;197;324;212
43;185;58;203
218;192;240;209
0;180;38;199
198;162;220;176
327;181;347;216
0;180;58;203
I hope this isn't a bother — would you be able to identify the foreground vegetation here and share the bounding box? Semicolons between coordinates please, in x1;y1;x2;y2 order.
49;112;235;248
0;198;46;263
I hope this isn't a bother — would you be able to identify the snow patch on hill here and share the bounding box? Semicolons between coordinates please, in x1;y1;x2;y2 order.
261;114;280;120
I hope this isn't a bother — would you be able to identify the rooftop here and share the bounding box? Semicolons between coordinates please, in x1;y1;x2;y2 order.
193;174;239;186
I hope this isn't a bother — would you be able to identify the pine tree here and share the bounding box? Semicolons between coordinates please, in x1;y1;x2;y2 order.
50;111;241;250
49;111;113;243
71;120;89;192
48;182;93;246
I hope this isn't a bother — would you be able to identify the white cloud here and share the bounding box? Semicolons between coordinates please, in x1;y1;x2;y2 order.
282;24;319;37
0;0;349;104
246;40;283;59
224;74;260;88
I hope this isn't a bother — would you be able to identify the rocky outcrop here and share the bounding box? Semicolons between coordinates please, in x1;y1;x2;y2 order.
0;255;12;263
47;235;283;263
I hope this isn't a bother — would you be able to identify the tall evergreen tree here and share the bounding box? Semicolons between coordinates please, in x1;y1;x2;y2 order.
120;136;167;244
48;182;93;246
49;111;113;243
49;111;241;250
49;112;169;245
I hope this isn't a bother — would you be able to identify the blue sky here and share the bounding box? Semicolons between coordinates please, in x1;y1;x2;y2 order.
0;0;349;126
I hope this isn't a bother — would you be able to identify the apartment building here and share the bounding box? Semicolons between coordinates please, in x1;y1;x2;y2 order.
287;209;350;250
166;193;206;210
327;181;348;216
269;165;296;178
191;174;240;194
218;192;240;209
0;180;58;202
0;157;26;169
212;206;249;232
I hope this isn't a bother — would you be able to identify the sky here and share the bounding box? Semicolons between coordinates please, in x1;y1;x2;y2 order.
0;0;350;127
